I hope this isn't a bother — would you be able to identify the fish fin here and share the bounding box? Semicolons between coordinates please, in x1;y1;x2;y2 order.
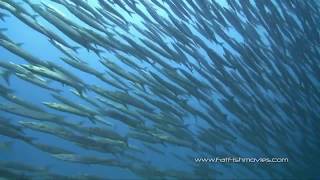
124;136;129;145
217;41;224;46
88;117;97;124
71;46;80;52
16;42;24;47
123;88;130;94
1;70;12;85
76;88;86;98
93;48;104;57
126;10;134;16
140;83;146;92
24;136;36;143
98;72;107;78
31;14;39;20
186;64;193;72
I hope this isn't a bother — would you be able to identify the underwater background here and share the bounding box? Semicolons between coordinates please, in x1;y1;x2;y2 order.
0;0;319;179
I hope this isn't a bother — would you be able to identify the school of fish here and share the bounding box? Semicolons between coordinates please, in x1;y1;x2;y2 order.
0;0;319;179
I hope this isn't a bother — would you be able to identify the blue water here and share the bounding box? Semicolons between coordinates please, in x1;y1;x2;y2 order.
1;0;320;179
0;1;197;178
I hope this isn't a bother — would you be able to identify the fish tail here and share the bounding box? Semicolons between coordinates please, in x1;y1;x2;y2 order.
89;116;97;124
0;13;9;21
